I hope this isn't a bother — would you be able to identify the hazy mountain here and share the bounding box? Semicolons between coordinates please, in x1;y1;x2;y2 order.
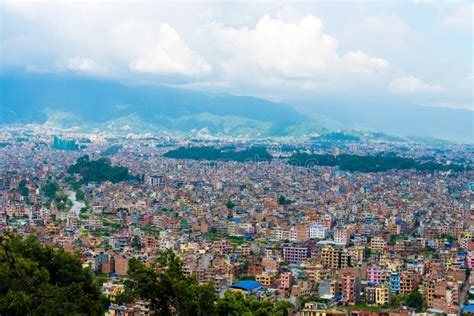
0;75;328;137
293;97;473;143
0;75;472;141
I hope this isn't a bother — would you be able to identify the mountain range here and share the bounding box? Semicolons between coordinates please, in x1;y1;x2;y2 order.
0;75;472;142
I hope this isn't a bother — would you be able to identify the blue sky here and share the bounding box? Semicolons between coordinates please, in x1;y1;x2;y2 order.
0;1;472;110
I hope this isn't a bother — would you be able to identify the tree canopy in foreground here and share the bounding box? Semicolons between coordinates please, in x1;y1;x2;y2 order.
0;233;103;315
122;248;292;316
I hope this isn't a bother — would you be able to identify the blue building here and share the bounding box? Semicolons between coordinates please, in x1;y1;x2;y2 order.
390;272;400;294
230;280;262;293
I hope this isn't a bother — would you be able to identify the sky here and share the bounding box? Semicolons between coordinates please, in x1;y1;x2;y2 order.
0;0;472;110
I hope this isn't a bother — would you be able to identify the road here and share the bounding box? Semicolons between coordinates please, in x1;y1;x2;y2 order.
66;190;85;217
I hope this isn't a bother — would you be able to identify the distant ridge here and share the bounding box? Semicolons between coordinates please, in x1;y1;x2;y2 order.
0;75;472;141
0;75;325;137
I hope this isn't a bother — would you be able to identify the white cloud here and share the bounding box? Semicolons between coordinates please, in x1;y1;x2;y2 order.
389;76;443;93
342;51;389;74
129;24;212;76
443;3;473;32
212;15;389;84
64;57;107;75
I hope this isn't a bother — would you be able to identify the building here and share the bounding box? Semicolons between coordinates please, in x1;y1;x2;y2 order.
310;223;329;239
321;246;351;269
340;270;361;305
367;266;389;284
283;245;308;264
390;272;400;294
147;175;165;187
334;227;350;245
297;303;346;316
255;274;273;287
304;261;329;283
400;270;419;295
375;284;391;305
318;279;341;298
280;271;292;295
424;278;459;313
370;236;387;252
230;280;262;294
365;286;376;305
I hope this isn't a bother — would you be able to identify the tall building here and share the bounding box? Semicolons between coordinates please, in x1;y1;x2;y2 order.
334;227;350;245
147;175;165;187
310;222;329;239
340;270;361;305
400;270;419;295
282;245;308;263
390;272;400;294
279;271;292;295
367;266;390;284
375;284;391;305
321;246;352;269
424;278;459;313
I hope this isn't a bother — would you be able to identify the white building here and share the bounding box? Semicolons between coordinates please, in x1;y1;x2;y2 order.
309;222;329;239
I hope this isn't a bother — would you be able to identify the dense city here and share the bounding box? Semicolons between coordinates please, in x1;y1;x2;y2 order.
1;125;473;316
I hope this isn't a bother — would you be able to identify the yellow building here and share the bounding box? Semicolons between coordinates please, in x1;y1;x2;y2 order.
256;274;273;287
375;284;391;305
321;246;351;269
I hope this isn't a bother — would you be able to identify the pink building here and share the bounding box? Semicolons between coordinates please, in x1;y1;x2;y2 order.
466;252;474;268
341;270;361;305
367;266;388;284
279;272;292;295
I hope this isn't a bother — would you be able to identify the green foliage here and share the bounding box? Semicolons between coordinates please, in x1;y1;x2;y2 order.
237;275;255;281
389;234;405;246
0;233;103;315
226;199;236;210
405;291;425;311
68;155;136;184
278;195;292;206
17;180;29;197
42;181;58;199
55;192;73;211
364;247;372;257
289;153;466;172
131;236;141;250
124;249;293;316
124;249;218;315
75;189;85;201
216;292;292;316
163;146;272;163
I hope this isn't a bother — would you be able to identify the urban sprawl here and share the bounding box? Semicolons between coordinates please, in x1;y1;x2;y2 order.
1;126;474;316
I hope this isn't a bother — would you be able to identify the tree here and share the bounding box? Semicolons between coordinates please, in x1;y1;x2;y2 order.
226;200;236;210
131;236;141;250
216;291;292;316
75;189;85;201
41;181;58;199
0;233;103;315
124;248;218;316
405;291;425;311
364;247;372;258
124;249;294;315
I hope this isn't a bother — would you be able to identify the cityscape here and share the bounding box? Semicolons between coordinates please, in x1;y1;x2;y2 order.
0;1;473;316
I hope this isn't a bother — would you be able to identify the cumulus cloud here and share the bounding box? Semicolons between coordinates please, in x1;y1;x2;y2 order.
129;24;212;76
389;76;443;93
212;15;389;84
